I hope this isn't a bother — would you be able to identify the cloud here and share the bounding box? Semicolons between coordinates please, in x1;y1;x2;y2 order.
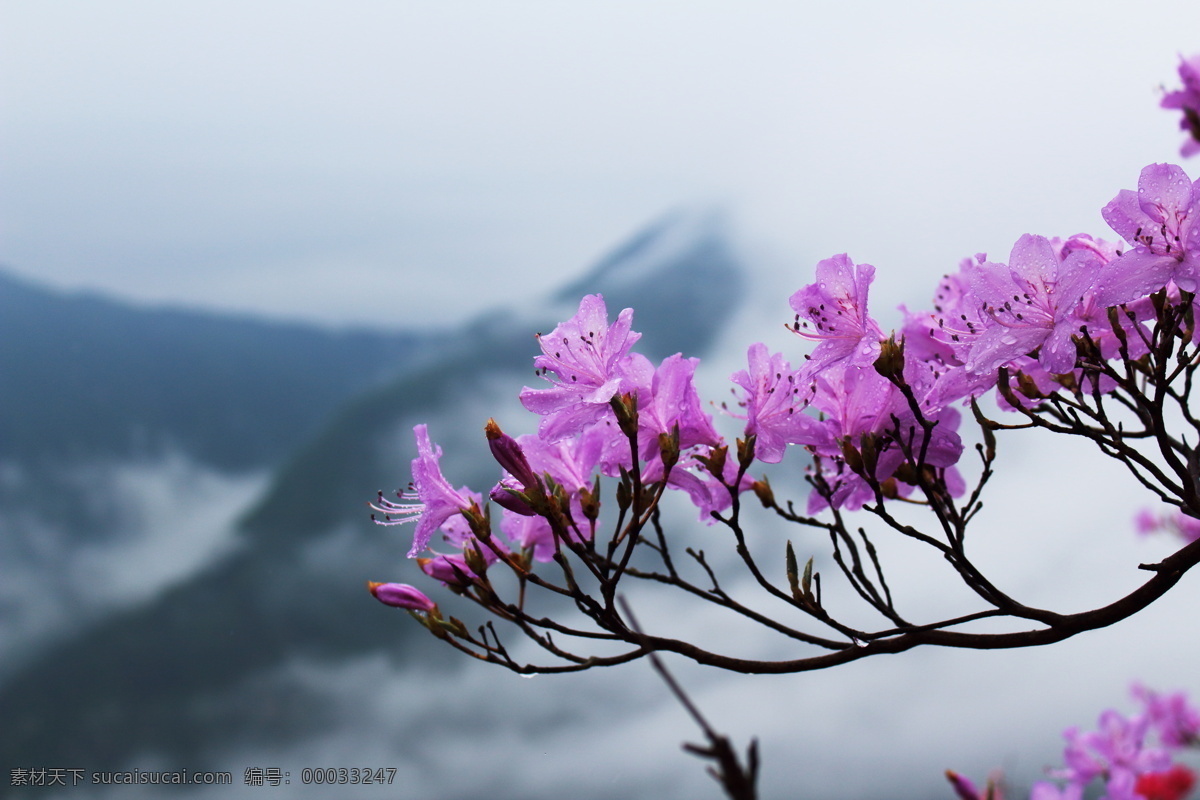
0;452;266;675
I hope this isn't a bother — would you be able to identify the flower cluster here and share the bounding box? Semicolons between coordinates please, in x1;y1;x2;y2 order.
367;292;735;596
358;53;1200;800
737;163;1198;514
948;685;1200;800
368;160;1200;602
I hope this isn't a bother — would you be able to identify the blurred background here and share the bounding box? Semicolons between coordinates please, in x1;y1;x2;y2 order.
2;2;1200;798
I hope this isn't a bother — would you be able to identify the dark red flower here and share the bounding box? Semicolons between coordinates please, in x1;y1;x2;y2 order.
1135;765;1196;800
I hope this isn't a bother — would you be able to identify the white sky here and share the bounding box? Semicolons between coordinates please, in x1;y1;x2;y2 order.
2;1;1199;329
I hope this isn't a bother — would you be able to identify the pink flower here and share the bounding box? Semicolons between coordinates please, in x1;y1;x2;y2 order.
370;425;476;558
901;259;999;404
1133;508;1200;544
801;361;964;512
519;294;653;441
1099;164;1200;306
729;343;825;464
1029;684;1200;800
499;510;557;562
789;254;885;374
1055;710;1171;799
519;427;609;494
637;353;722;454
963;234;1101;377
1135;508;1162;536
1134;684;1200;748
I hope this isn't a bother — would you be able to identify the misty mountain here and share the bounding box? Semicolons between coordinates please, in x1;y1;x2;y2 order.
0;211;746;797
0;268;427;471
0;269;427;682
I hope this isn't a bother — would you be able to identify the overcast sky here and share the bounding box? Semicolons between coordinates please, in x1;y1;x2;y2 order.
3;1;1200;330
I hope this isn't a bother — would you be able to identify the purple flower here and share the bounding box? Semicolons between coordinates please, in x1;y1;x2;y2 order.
366;582;437;612
1134;684;1200;748
1059;235;1153;362
901;260;998;404
519;427;608;494
370;425;476;558
1098;164;1200;306
963;234;1101;377
638;353;722;453
789;254;885;373
1162;54;1200;158
923;256;990;357
806;361;897;447
801;361;964;512
1011;686;1199;800
500;509;557;562
729;343;825;464
1055;710;1170;798
1135;508;1162;536
1133;508;1200;544
519;294;653;441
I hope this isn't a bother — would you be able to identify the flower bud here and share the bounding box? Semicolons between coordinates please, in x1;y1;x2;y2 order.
1182;291;1196;343
418;554;475;587
786;541;815;605
737;436;757;470
751;477;775;508
615;476;632;512
658;424;681;472
839;438;864;475
462;542;491;579
697;445;728;481
1151;287;1169;319
485;418;538;489
578;475;602;522
489;480;536;516
462;500;491;540
944;770;981;800
609;393;640;439
366;581;437;612
801;556;815;600
879;477;900;499
873;334;906;383
858;433;879;476
1014;371;1045;400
